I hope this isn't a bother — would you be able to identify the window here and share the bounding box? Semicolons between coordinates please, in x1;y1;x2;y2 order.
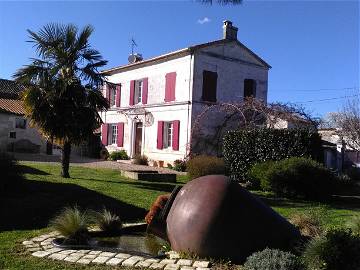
202;70;217;102
15;118;26;129
244;79;256;98
134;80;143;104
163;122;173;148
9;131;16;138
109;85;116;107
108;124;118;145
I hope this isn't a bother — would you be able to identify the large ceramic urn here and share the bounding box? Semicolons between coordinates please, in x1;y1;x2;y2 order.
163;175;300;263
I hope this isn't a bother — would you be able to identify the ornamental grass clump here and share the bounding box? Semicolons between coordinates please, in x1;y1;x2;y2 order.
244;248;303;270
302;228;360;270
95;208;122;233
50;206;90;244
289;209;325;238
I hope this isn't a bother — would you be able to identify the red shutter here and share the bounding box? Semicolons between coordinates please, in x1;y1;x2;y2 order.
117;122;124;147
165;72;176;102
142;78;148;104
129;80;135;105
172;120;180;151
115;84;121;107
105;83;110;105
101;124;109;146
157;121;164;149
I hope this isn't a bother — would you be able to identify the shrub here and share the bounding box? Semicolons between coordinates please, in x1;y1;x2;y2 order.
244;248;303;270
289;209;325;238
302;228;360;270
347;215;360;235
187;155;226;179
248;160;275;189
223;128;323;181
344;166;360;182
250;157;336;200
173;159;187;172
0;152;23;193
50;206;90;244
167;163;173;169
132;154;149;165
108;150;129;161
94;208;122;233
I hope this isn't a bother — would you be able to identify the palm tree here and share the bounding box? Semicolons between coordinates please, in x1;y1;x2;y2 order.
14;23;109;178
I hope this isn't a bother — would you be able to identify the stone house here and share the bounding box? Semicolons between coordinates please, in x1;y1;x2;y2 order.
100;21;271;165
0;79;47;153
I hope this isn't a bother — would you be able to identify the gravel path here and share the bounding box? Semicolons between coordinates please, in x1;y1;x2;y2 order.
12;152;185;175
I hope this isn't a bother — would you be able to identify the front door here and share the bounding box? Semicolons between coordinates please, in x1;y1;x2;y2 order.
134;122;143;155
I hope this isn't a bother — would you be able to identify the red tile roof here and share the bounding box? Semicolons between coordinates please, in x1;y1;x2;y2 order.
0;98;25;115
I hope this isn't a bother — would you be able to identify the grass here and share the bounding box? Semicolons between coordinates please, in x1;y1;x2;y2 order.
1;162;359;270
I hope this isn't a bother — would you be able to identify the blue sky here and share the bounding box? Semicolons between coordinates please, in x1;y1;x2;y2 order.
0;1;359;117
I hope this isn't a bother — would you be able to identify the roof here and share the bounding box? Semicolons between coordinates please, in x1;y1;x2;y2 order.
0;79;24;99
0;98;25;115
102;39;271;75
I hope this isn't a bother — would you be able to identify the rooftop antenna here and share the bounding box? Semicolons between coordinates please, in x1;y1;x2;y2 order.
131;37;137;55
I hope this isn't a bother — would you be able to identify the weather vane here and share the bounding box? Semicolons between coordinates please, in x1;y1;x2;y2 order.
131;37;137;55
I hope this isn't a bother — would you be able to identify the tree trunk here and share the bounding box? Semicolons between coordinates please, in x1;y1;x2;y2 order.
61;141;71;178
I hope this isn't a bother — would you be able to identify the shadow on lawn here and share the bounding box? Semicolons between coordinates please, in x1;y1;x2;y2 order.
0;180;147;232
17;164;50;175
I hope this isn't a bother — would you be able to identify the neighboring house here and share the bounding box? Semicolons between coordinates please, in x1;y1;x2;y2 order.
100;21;271;165
319;128;360;170
0;79;47;153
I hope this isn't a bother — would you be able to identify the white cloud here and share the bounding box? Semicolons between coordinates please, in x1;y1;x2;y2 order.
197;17;211;25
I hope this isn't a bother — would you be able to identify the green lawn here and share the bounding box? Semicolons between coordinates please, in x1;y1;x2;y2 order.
1;162;359;270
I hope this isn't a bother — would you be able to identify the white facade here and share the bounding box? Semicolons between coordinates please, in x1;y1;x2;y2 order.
101;22;270;165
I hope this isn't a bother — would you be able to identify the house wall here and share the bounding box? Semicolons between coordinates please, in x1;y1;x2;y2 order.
101;55;194;164
190;42;269;155
0;113;46;153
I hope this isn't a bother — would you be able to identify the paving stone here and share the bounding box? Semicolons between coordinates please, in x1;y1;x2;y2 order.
92;256;111;264
169;253;181;259
49;253;67;260
196;268;211;270
42;244;53;250
45;247;63;254
145;258;161;263
22;240;35;245
150;263;166;269
115;252;131;259
160;259;177;265
32;251;50;258
27;247;42;252
40;240;53;246
180;267;195;270
193;261;210;268
58;249;77;255
164;263;180;270
177;259;193;266
77;249;91;254
77;258;92;265
106;258;125;266
88;250;102;255
122;256;144;267
26;244;40;248
136;260;152;268
82;254;97;260
48;231;60;237
64;255;83;263
99;251;116;257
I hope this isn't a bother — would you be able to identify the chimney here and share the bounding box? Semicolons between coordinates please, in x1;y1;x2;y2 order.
222;20;238;41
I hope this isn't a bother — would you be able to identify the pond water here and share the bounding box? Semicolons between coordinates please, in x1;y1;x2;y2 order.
94;232;168;256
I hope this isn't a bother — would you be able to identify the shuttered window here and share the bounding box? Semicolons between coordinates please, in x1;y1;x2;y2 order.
165;72;176;102
202;70;217;102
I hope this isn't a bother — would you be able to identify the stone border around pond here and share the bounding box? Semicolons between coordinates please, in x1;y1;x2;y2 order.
22;232;212;270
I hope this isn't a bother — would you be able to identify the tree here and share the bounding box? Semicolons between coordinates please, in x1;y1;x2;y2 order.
14;23;109;178
329;98;360;150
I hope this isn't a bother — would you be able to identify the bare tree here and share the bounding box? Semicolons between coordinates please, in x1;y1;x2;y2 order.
330;98;360;150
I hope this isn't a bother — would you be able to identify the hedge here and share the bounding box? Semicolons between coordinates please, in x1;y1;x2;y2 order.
223;128;323;181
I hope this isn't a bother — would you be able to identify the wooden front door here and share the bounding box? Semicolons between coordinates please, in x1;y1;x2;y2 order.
134;122;143;155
